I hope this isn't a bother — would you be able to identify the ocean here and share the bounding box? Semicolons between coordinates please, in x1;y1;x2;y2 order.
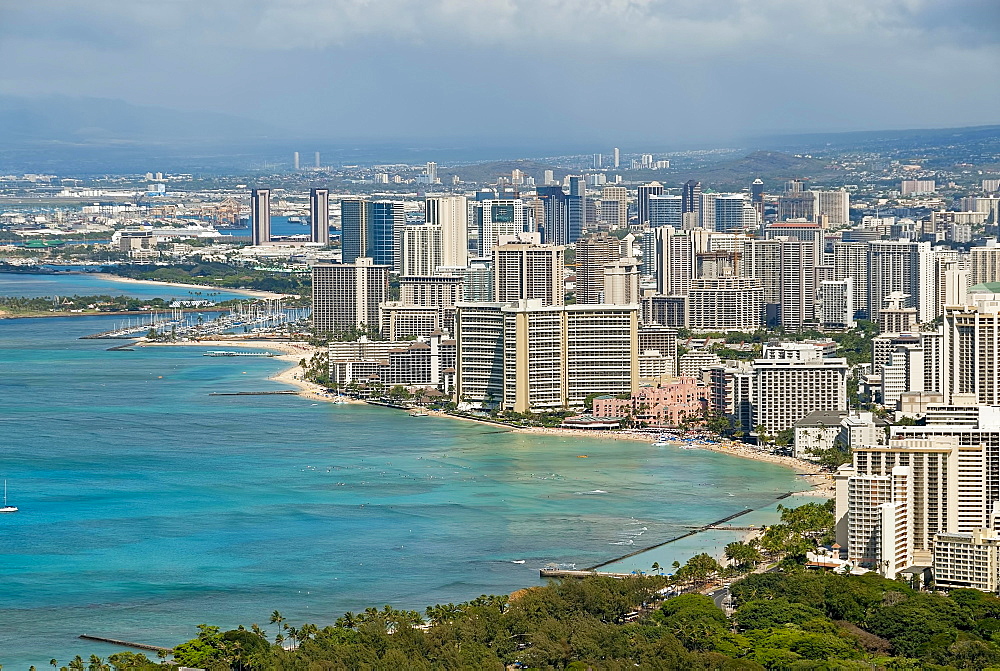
0;274;807;666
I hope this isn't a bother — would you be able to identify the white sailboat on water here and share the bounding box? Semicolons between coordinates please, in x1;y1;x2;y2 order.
1;480;17;513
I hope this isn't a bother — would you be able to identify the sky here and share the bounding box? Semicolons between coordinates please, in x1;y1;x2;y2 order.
0;0;998;147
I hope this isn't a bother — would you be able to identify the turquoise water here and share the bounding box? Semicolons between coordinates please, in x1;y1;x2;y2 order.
0;282;808;667
0;272;255;302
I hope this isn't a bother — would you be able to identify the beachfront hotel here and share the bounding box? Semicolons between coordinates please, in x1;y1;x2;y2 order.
312;258;390;332
454;299;638;413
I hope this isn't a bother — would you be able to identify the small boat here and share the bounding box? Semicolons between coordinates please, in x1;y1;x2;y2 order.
652;441;672;447
409;411;429;417
511;560;526;564
0;480;17;513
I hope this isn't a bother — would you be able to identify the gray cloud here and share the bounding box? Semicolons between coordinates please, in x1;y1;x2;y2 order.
0;0;996;145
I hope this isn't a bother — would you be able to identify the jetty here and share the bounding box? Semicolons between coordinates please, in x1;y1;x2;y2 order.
78;634;171;653
583;491;797;572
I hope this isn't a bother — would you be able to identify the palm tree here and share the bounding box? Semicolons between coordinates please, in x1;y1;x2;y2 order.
336;611;358;629
269;610;285;644
651;561;661;574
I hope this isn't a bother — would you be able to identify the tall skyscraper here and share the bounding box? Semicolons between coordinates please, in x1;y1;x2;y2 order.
309;188;329;245
750;178;765;219
341;200;404;269
834;241;869;318
493;237;565;306
815;190;850;227
575;232;619;304
612;147;621;169
314;152;321;169
654;227;695;295
312;258;391;333
537;186;578;245
699;192;716;231
943;298;1000;405
293;152;300;171
600;186;629;229
472;199;527;256
970;241;1000;286
682;180;702;216
648;195;683;229
714;194;748;233
603;257;641;306
743;237;817;329
401;224;443;276
340;199;368;264
593;154;603;169
425;162;438;183
425;195;469;268
251;188;271;246
868;240;936;324
567;176;586;235
636;181;664;228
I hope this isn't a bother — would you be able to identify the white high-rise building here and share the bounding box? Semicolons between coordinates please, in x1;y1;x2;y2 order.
309;188;330;245
742;237;817;329
425;195;469;269
401;224;443;276
868;240;936;324
901;179;936;196
819;278;856;329
654;227;695;296
251;188;271;246
602;257;641;306
834;241;869;318
814;190;850;227
688;277;764;332
493;237;565;306
472;199;526;257
943;298;1000;405
600;186;629;229
971;241;1000;286
455;300;638;412
749;357;849;434
312;258;390;333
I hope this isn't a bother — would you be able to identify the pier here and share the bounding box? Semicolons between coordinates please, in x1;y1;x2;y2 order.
78;634;171;653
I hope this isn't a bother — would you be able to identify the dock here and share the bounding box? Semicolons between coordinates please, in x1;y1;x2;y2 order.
209;390;298;396
78;634;172;653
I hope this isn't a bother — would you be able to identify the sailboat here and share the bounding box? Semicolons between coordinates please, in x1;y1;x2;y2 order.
0;480;17;513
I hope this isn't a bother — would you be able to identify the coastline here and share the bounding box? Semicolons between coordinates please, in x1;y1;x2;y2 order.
513;426;833;497
137;337;833;497
89;272;288;300
136;337;367;405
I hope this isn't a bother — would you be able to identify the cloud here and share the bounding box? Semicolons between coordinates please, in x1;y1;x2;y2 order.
0;0;996;144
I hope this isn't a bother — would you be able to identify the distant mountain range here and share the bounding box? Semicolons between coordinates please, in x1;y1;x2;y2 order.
0;95;277;144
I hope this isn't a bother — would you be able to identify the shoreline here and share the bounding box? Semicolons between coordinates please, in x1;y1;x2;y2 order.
134;338;834;497
89;272;288;300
